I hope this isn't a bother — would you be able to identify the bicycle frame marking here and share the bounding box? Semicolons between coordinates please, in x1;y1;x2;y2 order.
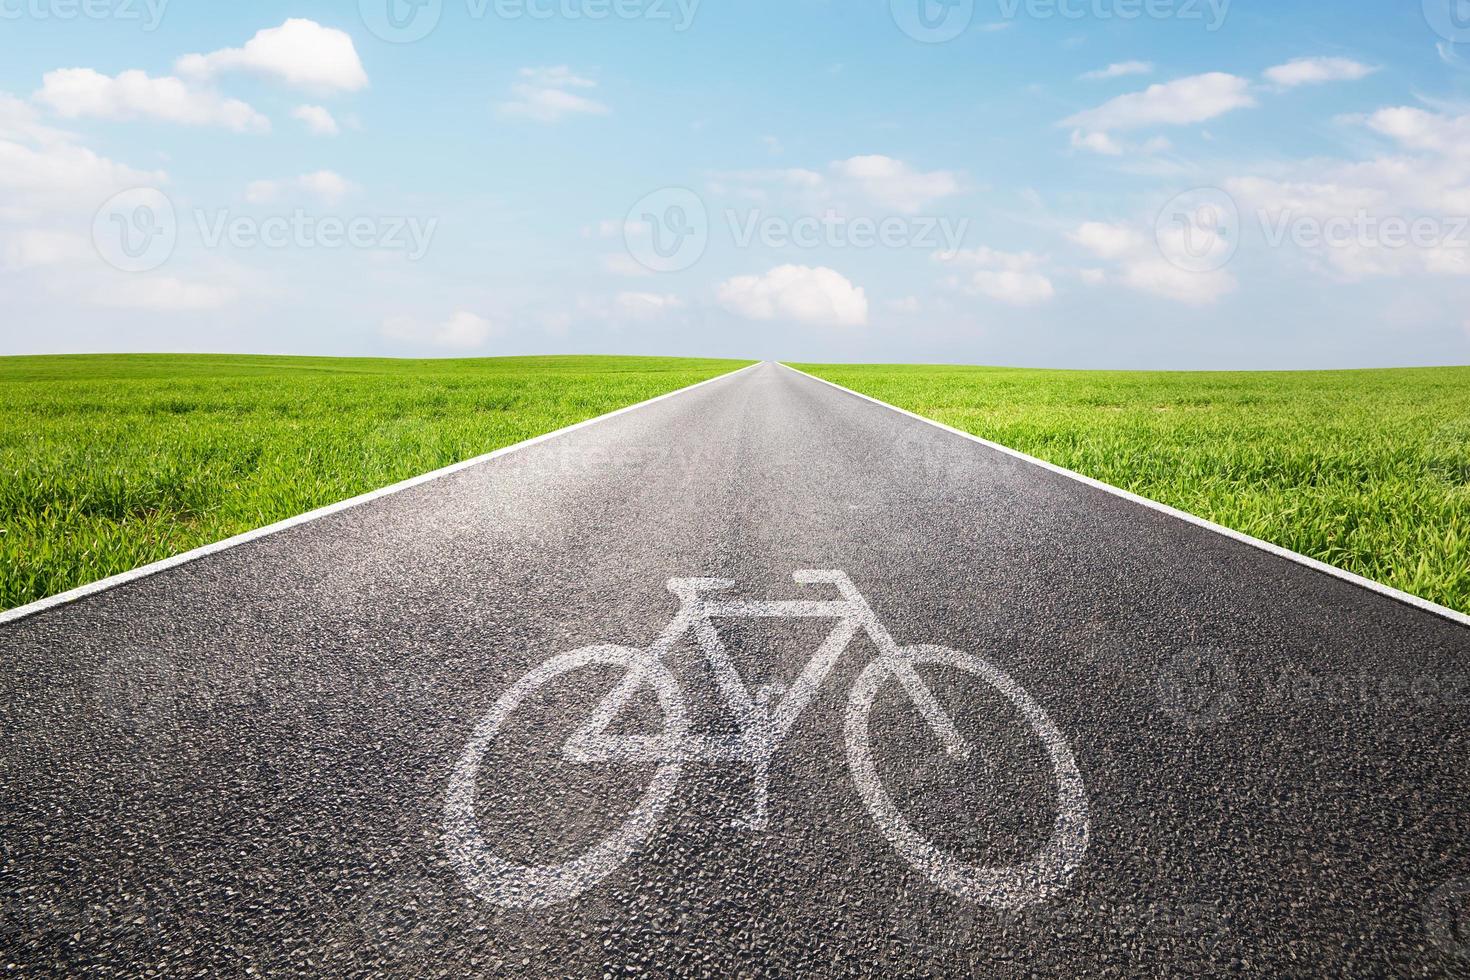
564;572;966;830
445;571;1090;910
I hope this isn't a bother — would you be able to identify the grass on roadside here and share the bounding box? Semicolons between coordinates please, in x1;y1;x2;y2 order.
0;354;749;612
792;362;1470;615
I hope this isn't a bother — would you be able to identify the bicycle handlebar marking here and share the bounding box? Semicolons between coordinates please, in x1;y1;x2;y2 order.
444;571;1090;910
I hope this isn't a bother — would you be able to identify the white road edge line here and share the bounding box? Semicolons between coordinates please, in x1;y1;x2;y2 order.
0;361;762;627
779;362;1470;631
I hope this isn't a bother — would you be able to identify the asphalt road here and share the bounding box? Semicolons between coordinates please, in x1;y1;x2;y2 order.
3;361;1469;977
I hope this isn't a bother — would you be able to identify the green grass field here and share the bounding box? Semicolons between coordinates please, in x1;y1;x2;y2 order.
0;354;749;612
6;356;1467;618
794;363;1470;615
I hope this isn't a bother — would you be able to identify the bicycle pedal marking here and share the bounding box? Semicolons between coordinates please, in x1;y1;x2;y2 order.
443;571;1090;910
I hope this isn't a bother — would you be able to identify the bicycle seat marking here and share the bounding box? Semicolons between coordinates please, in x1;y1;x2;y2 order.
444;571;1090;910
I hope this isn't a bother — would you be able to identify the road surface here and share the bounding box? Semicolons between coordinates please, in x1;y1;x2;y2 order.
3;361;1468;976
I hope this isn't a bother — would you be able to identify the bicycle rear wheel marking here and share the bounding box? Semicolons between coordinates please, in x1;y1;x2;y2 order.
444;573;1090;911
844;645;1090;909
443;646;687;909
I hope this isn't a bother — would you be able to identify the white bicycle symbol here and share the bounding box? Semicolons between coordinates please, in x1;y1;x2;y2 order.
444;571;1089;910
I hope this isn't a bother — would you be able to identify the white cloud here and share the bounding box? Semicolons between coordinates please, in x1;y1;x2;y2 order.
887;295;922;313
0;229;89;269
496;66;609;123
936;247;1055;306
717;265;868;327
0;138;163;217
827;155;962;214
1069;220;1235;305
1070;129;1123;155
613;291;684;319
582;219;622;239
600;253;653;277
297;170;353;203
0;92;71;146
713;156;961;214
291;104;339;136
92;276;238;312
177;19;368;94
1069;128;1176;157
1063;73;1255;134
1224;106;1470;282
244;180;279;205
35;68;269;133
382;311;499;350
246;170;355;205
1365;106;1470;157
1264;57;1376;88
0;93;165;220
1068;221;1145;260
707;167;825;205
1117;254;1236;305
1081;61;1154;81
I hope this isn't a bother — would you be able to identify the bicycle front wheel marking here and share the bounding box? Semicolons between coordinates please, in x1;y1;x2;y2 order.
443;646;687;909
844;645;1090;909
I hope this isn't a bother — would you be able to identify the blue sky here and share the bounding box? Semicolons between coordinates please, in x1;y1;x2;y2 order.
2;0;1469;367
